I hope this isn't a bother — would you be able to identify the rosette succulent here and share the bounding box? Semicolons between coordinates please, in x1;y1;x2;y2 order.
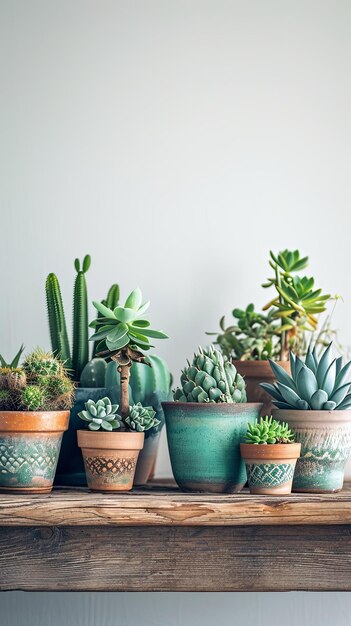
78;397;121;431
124;402;160;432
261;342;351;411
174;345;247;403
244;416;294;444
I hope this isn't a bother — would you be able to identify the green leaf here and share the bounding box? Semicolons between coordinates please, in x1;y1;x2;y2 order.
310;389;328;410
129;326;168;339
89;325;115;342
132;319;150;328
92;301;116;319
106;323;128;343
321;359;336;396
316;343;333;387
137;301;150;316
296;366;318;402
113;307;137;323
276;382;303;408
82;254;91;273
124;287;142;311
106;334;130;351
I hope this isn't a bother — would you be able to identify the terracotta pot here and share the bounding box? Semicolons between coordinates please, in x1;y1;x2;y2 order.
0;411;70;494
272;409;351;493
233;360;290;416
134;430;161;485
77;430;144;492
240;442;301;495
163;402;262;493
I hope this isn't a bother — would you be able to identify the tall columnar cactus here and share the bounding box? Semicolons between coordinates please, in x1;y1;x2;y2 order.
92;284;120;357
72;255;91;382
46;273;72;369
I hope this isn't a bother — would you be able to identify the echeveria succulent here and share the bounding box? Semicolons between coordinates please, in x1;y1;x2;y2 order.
78;397;121;431
261;343;351;411
89;287;168;354
245;416;294;444
124;402;160;432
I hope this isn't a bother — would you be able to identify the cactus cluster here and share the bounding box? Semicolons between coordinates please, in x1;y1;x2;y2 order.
174;345;247;403
45;254;120;384
78;398;160;432
0;348;74;412
245;416;294;444
262;343;351;411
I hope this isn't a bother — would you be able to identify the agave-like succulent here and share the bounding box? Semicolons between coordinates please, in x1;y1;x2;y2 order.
245;416;294;444
261;343;351;411
78;397;121;431
124;402;160;432
0;345;25;369
174;345;247;403
90;287;168;354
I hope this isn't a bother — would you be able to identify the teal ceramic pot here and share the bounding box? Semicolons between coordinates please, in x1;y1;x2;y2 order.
272;409;351;493
163;402;262;493
55;387;109;486
0;411;69;493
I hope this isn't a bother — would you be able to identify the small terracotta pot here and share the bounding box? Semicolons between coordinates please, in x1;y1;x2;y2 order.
233;360;290;416
272;409;351;493
77;430;144;492
0;411;70;494
240;442;301;495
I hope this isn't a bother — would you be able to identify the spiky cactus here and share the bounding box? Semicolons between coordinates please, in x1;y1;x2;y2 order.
262;342;351;410
21;385;44;411
6;369;27;391
23;350;62;378
45;273;72;369
124;403;160;432
0;390;12;409
72;255;91;382
174;345;247;403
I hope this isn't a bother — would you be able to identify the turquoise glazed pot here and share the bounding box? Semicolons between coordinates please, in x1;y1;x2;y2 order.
272;409;351;493
55;387;109;486
163;402;262;493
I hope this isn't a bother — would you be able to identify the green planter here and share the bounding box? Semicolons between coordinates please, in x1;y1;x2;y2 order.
55;387;109;486
272;409;351;493
163;402;262;493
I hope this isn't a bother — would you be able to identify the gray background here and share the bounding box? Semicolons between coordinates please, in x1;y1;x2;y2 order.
1;0;351;623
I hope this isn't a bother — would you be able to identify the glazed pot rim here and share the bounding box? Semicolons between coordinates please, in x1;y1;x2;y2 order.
162;402;263;410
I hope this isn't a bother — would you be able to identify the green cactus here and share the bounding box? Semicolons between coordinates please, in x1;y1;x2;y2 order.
92;284;120;357
174;345;247;403
45;274;72;369
78;397;121;431
23;349;62;378
72;255;91;382
124;402;160;432
21;385;44;410
6;369;27;391
245;416;294;444
80;358;107;388
0;389;12;409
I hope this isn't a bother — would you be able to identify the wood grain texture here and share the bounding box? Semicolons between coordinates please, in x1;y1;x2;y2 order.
1;483;351;527
1;525;351;591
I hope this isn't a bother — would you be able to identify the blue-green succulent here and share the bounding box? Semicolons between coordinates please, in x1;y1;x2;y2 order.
261;343;351;411
123;402;160;432
78;397;121;431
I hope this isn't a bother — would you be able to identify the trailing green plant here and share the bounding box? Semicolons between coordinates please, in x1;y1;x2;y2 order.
46;273;72;369
261;342;351;411
0;345;25;369
0;349;74;412
207;304;280;361
89;287;168;419
78;397;121;431
173;345;247;403
45;254;120;383
262;249;331;360
244;415;294;444
124;403;160;432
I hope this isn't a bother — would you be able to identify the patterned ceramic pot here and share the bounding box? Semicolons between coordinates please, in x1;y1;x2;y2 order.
240;442;301;495
233;360;290;417
272;409;351;493
77;430;144;492
0;411;70;493
163;402;262;493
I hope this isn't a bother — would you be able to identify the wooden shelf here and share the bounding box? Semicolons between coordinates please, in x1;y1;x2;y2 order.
1;482;351;592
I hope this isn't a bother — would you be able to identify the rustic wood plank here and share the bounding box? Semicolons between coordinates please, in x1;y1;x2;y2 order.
0;484;351;527
1;525;351;591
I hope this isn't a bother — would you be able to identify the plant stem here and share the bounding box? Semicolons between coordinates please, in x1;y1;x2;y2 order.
118;364;131;418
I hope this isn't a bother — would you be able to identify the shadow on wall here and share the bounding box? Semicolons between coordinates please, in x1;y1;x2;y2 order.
2;592;351;626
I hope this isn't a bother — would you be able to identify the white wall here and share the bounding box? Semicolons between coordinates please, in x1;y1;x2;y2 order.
1;0;351;623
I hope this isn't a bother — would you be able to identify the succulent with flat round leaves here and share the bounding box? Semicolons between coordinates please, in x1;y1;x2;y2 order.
78;397;121;431
261;342;351;411
124;402;160;432
174;345;247;403
245;416;294;444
